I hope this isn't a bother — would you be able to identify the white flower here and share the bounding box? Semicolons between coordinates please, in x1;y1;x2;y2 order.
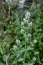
32;57;36;61
23;11;30;23
23;19;28;24
33;39;37;44
25;11;30;19
16;39;20;44
29;22;33;26
21;21;24;25
23;18;26;21
25;11;30;16
9;21;12;24
28;33;31;37
20;29;24;33
23;18;29;24
13;45;17;49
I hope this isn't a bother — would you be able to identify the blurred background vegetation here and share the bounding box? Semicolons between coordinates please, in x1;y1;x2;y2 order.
0;0;43;65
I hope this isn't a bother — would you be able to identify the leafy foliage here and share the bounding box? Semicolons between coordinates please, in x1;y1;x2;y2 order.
0;3;43;65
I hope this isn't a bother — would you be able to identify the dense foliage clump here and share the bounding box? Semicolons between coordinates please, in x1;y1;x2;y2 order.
0;2;43;65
